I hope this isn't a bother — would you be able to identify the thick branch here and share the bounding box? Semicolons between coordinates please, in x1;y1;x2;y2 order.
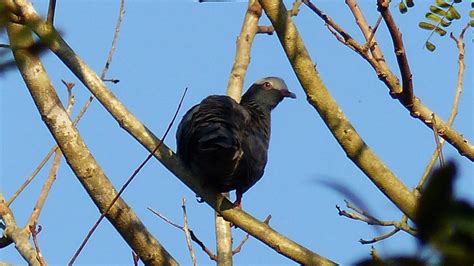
226;0;262;101
6;0;335;264
6;22;177;266
259;0;417;219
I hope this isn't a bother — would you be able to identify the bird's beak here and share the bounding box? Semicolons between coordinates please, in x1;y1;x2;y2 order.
281;89;296;99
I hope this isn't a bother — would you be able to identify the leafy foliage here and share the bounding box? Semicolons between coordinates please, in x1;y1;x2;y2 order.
356;162;474;265
416;0;465;51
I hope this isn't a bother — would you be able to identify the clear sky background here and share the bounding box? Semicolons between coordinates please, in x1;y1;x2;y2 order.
1;0;472;265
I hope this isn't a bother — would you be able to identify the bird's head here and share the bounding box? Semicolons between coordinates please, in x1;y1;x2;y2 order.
241;77;296;110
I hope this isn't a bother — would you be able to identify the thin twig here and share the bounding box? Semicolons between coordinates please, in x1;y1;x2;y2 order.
69;87;187;265
148;207;183;230
289;0;302;16
29;224;46;266
182;198;198;266
360;227;400;245
345;0;386;63
431;114;445;167
364;15;382;52
148;207;217;261
415;25;469;193
100;0;125;81
26;150;62;228
7;147;58;206
337;201;416;240
46;0;56;25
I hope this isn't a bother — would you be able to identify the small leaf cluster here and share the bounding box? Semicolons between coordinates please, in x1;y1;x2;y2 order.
419;0;463;51
399;0;415;14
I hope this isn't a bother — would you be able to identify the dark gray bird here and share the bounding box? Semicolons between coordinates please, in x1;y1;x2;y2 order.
176;77;296;207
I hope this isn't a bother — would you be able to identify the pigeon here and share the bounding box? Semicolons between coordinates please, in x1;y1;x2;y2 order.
176;77;296;207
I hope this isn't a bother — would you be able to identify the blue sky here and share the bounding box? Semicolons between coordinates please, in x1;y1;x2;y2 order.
1;0;472;265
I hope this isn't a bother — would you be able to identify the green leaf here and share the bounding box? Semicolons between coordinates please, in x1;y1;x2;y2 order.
419;22;447;36
399;1;408;14
469;10;474;18
406;0;414;7
435;0;451;8
419;21;437;30
430;5;448;17
426;12;452;27
470;20;474;27
447;7;461;20
425;41;437;51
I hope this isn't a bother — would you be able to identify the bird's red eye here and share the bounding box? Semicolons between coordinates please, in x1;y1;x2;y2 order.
263;82;272;89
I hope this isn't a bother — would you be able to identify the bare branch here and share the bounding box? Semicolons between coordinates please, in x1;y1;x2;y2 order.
6;20;177;266
308;0;473;160
8;1;336;263
337;201;417;242
148;207;217;261
7;147;58;206
70;87;187;265
289;0;302;16
377;0;414;104
261;0;417;219
26;150;62;228
29;224;46;266
226;0;262;101
7;0;124;207
46;0;56;25
148;207;183;230
360;227;400;245
182;198;198;266
416;25;469;192
0;193;42;266
101;0;125;81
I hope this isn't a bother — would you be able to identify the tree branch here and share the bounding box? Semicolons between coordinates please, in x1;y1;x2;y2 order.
6;1;336;264
0;193;42;266
376;0;414;105
259;0;417;219
416;25;469;193
226;0;262;101
6;21;177;266
305;0;473;160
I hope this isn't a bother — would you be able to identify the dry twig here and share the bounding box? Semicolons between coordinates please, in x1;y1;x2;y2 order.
148;207;217;261
337;201;416;244
182;198;198;266
416;25;469;193
29;224;46;266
